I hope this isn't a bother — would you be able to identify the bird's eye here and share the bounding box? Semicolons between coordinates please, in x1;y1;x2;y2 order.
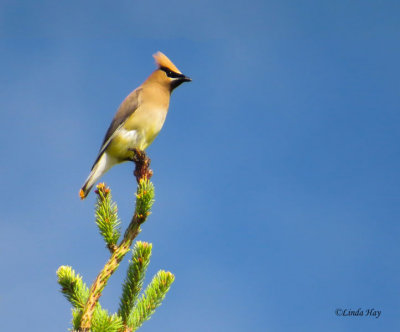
160;67;179;78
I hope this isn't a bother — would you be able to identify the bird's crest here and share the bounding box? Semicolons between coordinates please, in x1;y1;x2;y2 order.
153;51;182;74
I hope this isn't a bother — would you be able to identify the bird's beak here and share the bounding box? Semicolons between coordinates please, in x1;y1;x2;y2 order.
171;74;192;90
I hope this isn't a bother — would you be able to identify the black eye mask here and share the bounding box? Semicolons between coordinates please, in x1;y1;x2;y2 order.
159;66;185;79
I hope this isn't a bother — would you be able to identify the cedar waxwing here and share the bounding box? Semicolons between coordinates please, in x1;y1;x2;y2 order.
79;52;191;199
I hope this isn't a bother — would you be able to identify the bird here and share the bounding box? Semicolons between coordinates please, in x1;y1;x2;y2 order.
79;51;191;199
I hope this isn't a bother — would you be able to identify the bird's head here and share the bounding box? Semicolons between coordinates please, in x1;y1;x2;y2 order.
153;51;191;91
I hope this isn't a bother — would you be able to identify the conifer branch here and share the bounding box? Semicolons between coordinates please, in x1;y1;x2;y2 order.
57;266;114;330
72;308;84;330
127;270;175;331
90;308;124;332
80;153;154;330
58;151;174;331
94;184;121;252
118;242;152;324
57;266;89;310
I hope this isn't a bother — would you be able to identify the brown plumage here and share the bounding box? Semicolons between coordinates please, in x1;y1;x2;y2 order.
79;52;191;199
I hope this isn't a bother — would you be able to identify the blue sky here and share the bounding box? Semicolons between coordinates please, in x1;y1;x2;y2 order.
1;1;399;331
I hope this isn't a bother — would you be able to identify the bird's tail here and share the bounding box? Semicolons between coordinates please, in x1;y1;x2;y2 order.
79;153;116;199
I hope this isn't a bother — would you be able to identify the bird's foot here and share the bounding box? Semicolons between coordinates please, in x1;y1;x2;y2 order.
129;148;153;183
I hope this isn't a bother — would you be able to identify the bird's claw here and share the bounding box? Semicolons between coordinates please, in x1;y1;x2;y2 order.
129;149;152;183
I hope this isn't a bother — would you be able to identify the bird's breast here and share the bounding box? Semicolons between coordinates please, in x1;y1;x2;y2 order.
126;105;168;142
107;106;168;160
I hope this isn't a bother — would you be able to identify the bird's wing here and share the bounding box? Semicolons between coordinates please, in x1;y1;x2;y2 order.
91;88;142;169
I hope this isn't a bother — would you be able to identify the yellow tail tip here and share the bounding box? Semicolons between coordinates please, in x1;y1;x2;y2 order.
79;189;86;200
